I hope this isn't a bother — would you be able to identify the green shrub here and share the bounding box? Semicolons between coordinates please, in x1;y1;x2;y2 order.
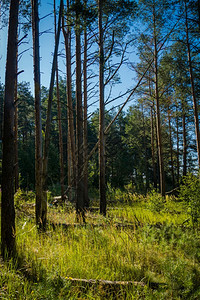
179;173;200;227
147;189;165;212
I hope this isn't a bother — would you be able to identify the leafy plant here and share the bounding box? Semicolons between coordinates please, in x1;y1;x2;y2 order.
147;189;165;212
179;173;200;227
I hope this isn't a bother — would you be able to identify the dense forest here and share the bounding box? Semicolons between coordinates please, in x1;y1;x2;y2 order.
1;0;200;298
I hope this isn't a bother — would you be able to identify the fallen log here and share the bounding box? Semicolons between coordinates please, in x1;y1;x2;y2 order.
64;276;146;287
64;276;165;289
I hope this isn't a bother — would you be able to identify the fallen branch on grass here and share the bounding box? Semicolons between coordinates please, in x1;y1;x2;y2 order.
64;276;146;287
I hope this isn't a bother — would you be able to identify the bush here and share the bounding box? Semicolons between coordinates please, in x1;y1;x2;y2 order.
179;173;200;227
147;189;165;212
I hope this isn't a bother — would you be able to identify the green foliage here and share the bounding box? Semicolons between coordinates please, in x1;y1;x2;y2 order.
147;189;165;212
179;173;200;227
14;188;35;207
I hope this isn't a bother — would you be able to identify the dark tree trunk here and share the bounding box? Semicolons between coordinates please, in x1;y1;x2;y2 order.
185;0;200;169
1;0;19;258
182;101;187;176
176;104;180;184
54;0;65;201
153;5;165;196
14;39;19;192
75;0;85;221
31;0;43;229
142;105;149;192
99;0;106;215
167;107;175;188
42;0;63;229
83;7;89;208
150;105;157;188
62;2;76;199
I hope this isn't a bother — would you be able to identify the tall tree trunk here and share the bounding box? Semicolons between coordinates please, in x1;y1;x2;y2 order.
182;101;187;176
150;105;157;188
75;0;85;220
62;1;76;199
1;0;19;258
31;0;43;229
54;0;65;201
153;5;165;196
176;104;180;184
142;104;149;192
42;0;63;229
185;0;200;169
167;107;175;188
98;0;106;215
14;38;19;192
83;5;89;208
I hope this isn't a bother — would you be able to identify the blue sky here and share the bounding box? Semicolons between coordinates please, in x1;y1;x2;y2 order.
0;0;138;114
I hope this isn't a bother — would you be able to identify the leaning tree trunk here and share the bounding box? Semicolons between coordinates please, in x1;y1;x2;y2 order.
153;5;165;196
31;0;43;229
185;0;200;169
1;0;19;258
99;0;106;215
54;0;65;201
75;0;85;221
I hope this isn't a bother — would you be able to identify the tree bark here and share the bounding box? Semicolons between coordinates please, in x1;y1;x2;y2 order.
42;0;63;229
182;101;187;177
99;0;106;215
167;107;175;188
175;104;180;184
31;0;43;229
14;37;19;192
1;0;19;258
83;5;89;208
153;5;165;196
150;105;157;188
54;0;65;201
185;0;200;169
62;1;76;199
75;0;85;220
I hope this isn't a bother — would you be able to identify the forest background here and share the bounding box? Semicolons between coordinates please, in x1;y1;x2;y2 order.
0;0;200;298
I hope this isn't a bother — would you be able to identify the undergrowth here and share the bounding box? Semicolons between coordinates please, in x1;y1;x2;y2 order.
0;188;200;299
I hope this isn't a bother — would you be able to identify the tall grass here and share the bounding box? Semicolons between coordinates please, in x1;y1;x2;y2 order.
0;192;200;299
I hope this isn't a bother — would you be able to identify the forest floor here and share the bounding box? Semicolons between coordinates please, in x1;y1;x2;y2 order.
1;191;200;299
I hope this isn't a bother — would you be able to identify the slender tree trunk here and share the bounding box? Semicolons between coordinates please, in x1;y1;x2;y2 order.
182;101;187;176
75;0;84;220
54;0;65;201
31;0;43;229
185;0;200;169
83;6;89;208
14;38;19;192
42;0;63;229
153;5;165;196
62;2;76;198
176;104;180;184
1;0;19;258
167;107;175;188
142;104;149;192
150;105;157;188
99;0;106;215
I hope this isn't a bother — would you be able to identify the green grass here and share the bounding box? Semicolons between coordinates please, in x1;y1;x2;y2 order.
1;193;200;299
